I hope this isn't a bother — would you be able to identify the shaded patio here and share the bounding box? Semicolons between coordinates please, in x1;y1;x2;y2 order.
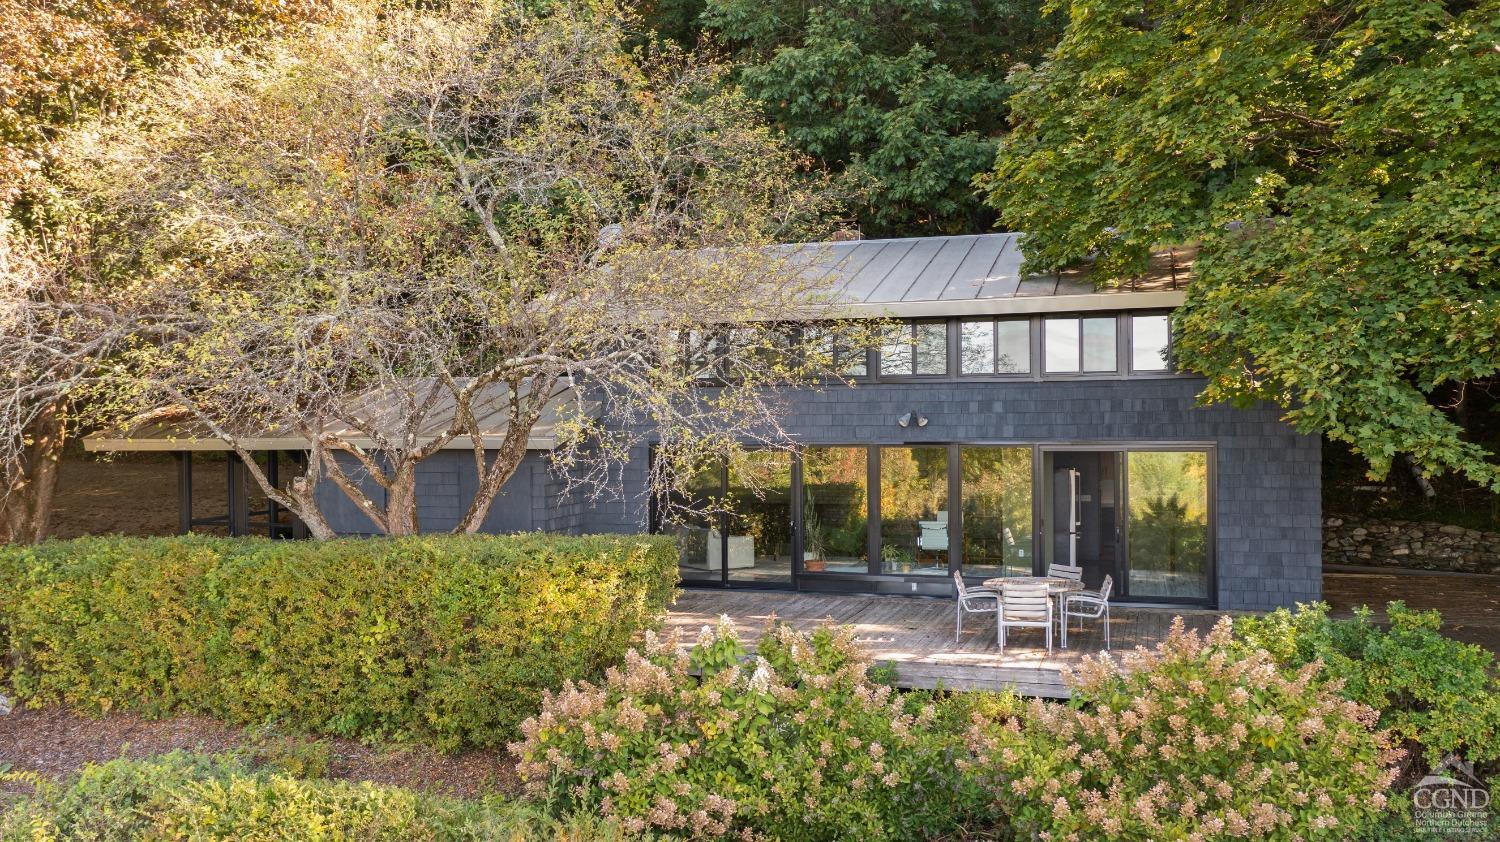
666;589;1237;698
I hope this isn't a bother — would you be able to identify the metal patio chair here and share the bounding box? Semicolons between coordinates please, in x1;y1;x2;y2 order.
953;570;999;643
1062;574;1114;650
998;580;1053;653
1046;562;1084;582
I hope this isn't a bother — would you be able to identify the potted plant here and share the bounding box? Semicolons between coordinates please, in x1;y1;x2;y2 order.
802;504;828;572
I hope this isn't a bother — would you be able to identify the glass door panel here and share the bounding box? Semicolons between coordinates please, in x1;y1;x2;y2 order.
1127;451;1210;600
665;461;723;583
801;447;870;574
960;447;1033;580
879;446;949;575
1046;451;1121;589
726;450;794;584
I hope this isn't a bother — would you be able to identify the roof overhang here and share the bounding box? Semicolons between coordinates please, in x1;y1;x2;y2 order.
83;382;593;454
802;289;1186;320
82;432;566;453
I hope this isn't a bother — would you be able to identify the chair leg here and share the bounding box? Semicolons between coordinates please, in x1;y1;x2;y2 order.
1104;604;1111;650
955;607;961;643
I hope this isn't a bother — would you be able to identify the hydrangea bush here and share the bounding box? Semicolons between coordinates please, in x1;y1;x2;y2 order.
511;617;992;840
964;618;1401;841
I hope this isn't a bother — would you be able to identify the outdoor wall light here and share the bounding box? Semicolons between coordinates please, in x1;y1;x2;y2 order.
897;412;929;428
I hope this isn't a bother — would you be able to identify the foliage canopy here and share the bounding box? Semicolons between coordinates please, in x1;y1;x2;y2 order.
655;0;1058;236
984;0;1500;487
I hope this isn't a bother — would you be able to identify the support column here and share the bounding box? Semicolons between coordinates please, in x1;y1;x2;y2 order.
175;452;193;535
227;454;250;537
266;451;280;538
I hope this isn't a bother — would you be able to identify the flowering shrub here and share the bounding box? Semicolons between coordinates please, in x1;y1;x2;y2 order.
1237;601;1500;765
511;617;992;840
965;618;1401;841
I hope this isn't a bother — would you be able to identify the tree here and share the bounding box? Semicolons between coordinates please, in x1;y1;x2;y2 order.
1;0;329;211
0;222;85;542
661;0;1057;236
983;0;1500;488
0;0;329;543
60;0;861;539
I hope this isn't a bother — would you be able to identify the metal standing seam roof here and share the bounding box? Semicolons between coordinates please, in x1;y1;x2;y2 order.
781;233;1193;318
82;381;597;453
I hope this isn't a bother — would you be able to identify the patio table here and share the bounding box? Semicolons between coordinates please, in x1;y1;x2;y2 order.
982;576;1085;648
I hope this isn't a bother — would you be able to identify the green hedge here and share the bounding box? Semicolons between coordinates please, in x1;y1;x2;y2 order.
0;752;646;840
0;534;677;749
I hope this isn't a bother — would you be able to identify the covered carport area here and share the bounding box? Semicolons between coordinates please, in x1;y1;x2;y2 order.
82;429;311;538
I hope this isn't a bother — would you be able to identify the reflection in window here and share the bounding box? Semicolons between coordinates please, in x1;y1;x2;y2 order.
725;451;793;583
1045;316;1117;373
960;320;993;374
1131;314;1171;371
802;448;869;574
804;326;868;377
1127;451;1209;600
662;460;722;582
1044;318;1080;372
960;447;1033;580
914;322;947;374
880;321;947;376
879;447;949;575
996;320;1030;373
960;319;1031;375
1082;317;1116;371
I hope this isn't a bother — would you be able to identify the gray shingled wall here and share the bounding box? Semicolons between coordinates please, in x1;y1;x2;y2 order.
315;377;1321;611
566;377;1321;612
317;450;545;535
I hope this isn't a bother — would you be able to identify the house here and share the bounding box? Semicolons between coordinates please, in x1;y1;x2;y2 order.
85;233;1322;612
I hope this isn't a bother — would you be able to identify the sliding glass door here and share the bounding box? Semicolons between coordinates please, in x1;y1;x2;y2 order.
725;450;794;585
959;447;1034;580
801;447;870;575
663;443;1212;604
1042;447;1213;603
1126;450;1211;600
878;447;949;575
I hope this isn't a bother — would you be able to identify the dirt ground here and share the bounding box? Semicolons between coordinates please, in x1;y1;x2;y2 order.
0;706;515;798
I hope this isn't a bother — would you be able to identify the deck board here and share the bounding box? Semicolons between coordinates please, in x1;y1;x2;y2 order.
666;589;1234;698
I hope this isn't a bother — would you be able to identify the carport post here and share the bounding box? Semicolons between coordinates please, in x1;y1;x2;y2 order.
266;450;280;538
227;454;250;536
175;451;193;535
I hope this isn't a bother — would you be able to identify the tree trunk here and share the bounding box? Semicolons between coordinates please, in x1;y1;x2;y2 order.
1;404;64;544
285;474;339;540
454;380;553;534
384;463;421;535
457;436;528;534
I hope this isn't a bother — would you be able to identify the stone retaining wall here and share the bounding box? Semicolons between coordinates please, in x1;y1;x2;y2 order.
1324;515;1500;575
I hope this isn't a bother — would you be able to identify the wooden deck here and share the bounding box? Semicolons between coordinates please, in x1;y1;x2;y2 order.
666;589;1236;698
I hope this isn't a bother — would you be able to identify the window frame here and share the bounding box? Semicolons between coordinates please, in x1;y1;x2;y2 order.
876;319;951;380
1127;311;1176;375
1041;314;1121;376
958;317;1034;378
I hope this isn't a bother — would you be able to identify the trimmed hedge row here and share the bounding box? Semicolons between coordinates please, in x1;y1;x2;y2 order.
0;534;677;749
